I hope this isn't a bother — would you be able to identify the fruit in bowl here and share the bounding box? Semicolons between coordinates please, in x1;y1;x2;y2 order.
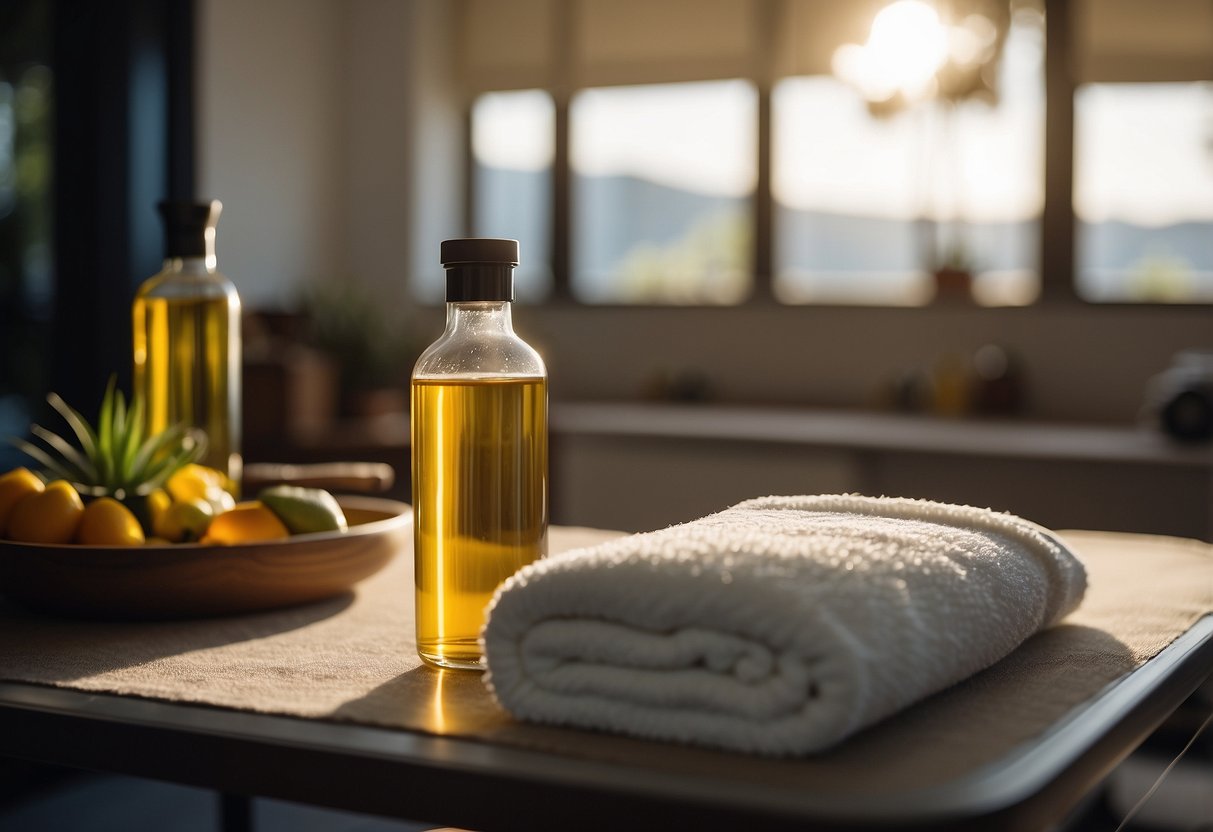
3;476;85;544
77;496;146;546
4;382;347;547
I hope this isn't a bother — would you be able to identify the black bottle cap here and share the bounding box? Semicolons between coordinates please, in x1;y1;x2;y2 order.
158;200;222;259
441;238;517;302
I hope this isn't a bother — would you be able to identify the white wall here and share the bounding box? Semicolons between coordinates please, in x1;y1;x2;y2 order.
199;0;461;308
197;0;346;308
403;1;465;296
195;0;337;308
342;0;418;305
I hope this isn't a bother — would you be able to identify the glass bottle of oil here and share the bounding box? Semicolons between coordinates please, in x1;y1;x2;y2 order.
133;200;241;485
412;238;547;670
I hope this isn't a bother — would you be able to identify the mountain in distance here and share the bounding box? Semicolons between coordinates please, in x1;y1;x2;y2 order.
476;165;1213;301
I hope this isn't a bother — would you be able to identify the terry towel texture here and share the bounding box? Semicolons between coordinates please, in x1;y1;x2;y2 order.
482;494;1088;756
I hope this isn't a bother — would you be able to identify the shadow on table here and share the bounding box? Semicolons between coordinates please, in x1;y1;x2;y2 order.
0;592;355;683
823;623;1139;775
326;623;1139;797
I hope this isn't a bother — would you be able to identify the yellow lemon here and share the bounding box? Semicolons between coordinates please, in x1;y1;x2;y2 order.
0;468;45;533
201;501;290;545
5;480;85;544
167;464;230;504
76;497;146;546
145;489;172;528
153;499;214;543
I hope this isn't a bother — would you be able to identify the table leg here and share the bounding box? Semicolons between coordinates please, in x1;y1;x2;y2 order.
219;792;253;832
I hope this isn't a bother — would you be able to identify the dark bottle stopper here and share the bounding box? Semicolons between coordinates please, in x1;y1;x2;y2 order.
441;238;517;302
158;200;222;259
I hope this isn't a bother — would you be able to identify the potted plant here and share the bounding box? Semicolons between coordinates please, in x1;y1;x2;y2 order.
298;279;420;419
932;240;975;303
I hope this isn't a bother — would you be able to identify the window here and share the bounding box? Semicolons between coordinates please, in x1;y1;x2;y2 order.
773;10;1044;306
453;0;1212;308
941;10;1044;307
571;80;756;304
471;89;555;302
774;76;929;305
1074;82;1213;303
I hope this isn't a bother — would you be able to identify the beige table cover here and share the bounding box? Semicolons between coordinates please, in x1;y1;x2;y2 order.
0;528;1210;794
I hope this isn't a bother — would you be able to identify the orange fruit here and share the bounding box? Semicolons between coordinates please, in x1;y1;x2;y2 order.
200;501;290;545
0;468;45;533
76;497;146;546
5;480;85;544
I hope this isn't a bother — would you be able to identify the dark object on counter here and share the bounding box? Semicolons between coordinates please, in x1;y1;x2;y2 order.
971;344;1025;416
1161;389;1213;442
642;368;714;403
1144;351;1213;443
888;367;933;412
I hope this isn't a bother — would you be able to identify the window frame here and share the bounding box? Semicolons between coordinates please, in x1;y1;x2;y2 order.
463;0;1210;309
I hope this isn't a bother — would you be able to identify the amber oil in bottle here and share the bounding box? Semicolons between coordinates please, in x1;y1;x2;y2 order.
412;239;548;670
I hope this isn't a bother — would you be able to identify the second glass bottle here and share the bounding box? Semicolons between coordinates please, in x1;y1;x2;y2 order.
133;200;241;487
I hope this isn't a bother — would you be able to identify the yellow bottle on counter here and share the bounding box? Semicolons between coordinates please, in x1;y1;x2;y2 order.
411;238;548;671
133;200;241;485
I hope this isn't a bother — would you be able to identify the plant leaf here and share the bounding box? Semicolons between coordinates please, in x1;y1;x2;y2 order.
120;394;144;482
96;378;116;487
21;378;218;497
141;443;203;492
47;392;100;466
29;424;97;483
129;422;186;482
112;387;127;449
10;437;80;483
108;388;128;490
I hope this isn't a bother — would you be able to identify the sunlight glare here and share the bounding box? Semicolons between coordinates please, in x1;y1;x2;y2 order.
833;1;949;103
948;14;998;67
783;15;1044;223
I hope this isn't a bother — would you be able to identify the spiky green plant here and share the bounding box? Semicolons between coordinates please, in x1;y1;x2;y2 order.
12;377;206;500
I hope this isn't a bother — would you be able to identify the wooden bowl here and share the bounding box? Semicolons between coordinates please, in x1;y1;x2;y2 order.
0;496;411;620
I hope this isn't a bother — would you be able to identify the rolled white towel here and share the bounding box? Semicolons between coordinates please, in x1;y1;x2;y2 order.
482;494;1087;756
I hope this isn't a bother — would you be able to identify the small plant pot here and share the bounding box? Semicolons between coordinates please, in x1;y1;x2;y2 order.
933;268;973;303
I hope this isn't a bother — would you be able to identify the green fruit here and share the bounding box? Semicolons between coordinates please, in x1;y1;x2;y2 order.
258;485;348;535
